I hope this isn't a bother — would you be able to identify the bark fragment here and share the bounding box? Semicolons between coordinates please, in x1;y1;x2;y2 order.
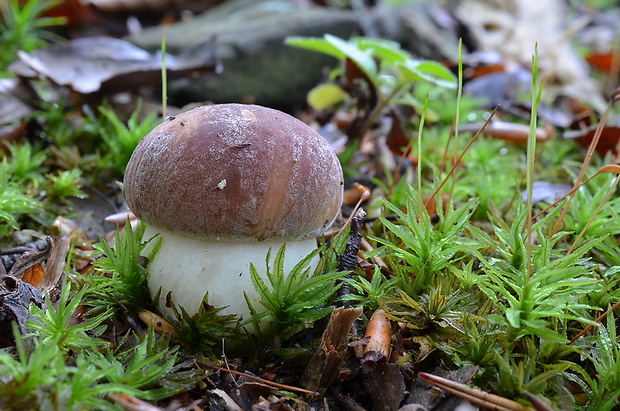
301;306;363;394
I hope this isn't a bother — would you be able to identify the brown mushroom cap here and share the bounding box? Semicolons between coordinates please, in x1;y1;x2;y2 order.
123;104;344;240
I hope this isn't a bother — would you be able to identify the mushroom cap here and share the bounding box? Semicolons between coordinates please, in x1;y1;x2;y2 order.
123;104;343;240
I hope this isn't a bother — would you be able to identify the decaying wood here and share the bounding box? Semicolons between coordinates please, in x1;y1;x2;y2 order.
300;306;363;393
337;208;366;272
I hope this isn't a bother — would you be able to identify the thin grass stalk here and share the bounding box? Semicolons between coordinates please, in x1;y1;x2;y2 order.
161;35;167;119
530;172;600;220
567;175;620;254
569;301;620;344
416;95;429;217
550;97;615;236
449;38;464;201
525;45;543;281
531;164;620;226
424;106;498;210
604;30;620;92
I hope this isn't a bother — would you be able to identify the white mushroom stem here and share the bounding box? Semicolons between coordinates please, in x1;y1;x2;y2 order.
141;226;319;322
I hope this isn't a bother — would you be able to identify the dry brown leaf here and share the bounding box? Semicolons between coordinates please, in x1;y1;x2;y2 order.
11;37;218;95
565;125;620;157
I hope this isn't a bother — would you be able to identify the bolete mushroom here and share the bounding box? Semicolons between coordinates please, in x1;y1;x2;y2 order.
123;104;343;321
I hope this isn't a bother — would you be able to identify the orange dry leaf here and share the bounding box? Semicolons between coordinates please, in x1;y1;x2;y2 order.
422;193;451;218
15;260;45;289
362;308;391;364
586;52;620;74
9;236;69;293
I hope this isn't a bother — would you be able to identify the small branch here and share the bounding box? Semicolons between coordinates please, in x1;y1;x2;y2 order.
568;301;620;345
178;354;319;396
418;372;533;411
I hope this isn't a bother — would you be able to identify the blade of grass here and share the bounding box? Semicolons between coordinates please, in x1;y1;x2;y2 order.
416;94;429;218
525;45;544;281
449;38;464;201
161;34;167;119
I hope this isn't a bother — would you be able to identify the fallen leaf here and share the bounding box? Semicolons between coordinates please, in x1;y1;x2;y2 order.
599;164;620;174
585;52;620;75
521;181;572;204
363;362;406;411
0;78;36;143
564;125;620;157
0;275;44;343
460;121;552;142
40;0;98;26
9;237;53;288
10;37;218;95
138;309;179;337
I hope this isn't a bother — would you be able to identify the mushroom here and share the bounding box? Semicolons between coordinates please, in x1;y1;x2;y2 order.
123;104;344;321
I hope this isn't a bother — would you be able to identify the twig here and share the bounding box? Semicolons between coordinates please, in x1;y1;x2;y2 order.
423;106;499;211
418;372;533;411
568;301;620;345
178;354;319;396
550;95;616;236
337;183;370;236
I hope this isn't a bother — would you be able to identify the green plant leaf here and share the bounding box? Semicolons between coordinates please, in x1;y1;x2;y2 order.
307;83;348;110
397;59;457;89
